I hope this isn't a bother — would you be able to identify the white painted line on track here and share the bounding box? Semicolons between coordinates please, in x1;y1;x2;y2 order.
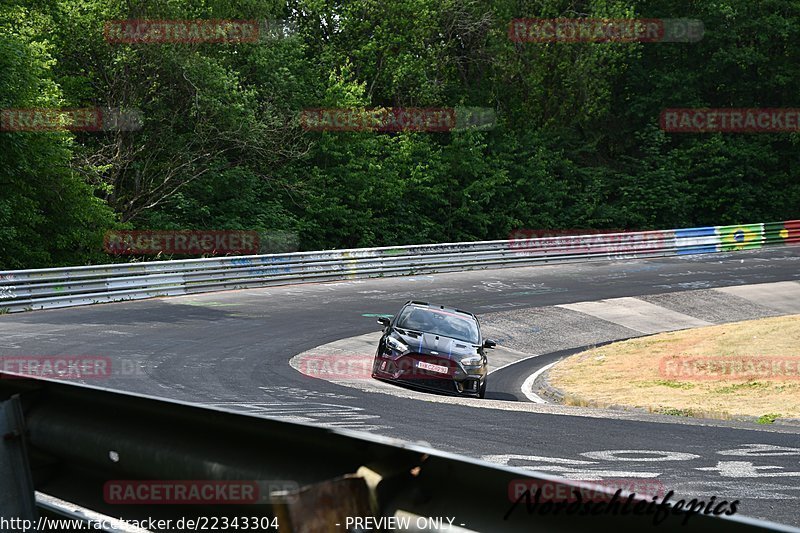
285;280;800;432
521;361;557;404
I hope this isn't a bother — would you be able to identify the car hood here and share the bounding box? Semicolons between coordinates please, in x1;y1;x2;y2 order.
393;330;479;359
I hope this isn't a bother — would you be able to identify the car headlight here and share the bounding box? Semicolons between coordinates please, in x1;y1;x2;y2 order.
461;355;483;366
386;336;409;353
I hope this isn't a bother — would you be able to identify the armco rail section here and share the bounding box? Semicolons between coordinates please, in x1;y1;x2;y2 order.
0;374;793;532
0;221;797;313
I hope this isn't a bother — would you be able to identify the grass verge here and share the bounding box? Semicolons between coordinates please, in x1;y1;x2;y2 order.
547;315;800;421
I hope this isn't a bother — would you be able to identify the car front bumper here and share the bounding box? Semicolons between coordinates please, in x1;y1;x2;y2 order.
372;351;486;397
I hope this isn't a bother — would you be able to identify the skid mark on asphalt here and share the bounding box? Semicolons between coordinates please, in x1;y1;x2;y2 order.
257;385;357;401
204;385;391;431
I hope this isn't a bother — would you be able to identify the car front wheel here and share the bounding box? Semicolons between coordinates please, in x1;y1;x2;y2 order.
479;378;486;399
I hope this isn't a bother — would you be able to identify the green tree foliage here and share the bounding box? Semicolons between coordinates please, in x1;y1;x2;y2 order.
1;0;798;267
0;5;114;268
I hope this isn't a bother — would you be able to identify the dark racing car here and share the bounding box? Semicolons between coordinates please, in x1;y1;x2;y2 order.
371;301;496;398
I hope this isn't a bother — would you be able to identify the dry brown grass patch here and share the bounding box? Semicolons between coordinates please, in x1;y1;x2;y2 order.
547;315;800;421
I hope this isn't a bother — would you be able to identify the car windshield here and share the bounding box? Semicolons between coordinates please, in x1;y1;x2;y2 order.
395;306;480;344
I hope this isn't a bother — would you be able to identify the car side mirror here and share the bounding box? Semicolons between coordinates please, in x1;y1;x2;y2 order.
483;339;497;349
377;317;391;328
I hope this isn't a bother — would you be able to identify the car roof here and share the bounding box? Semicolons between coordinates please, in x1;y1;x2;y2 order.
401;300;477;320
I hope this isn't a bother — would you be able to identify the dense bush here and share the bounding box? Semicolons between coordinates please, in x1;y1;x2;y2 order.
1;0;797;268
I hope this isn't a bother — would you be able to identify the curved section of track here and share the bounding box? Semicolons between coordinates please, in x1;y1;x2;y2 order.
287;280;800;409
2;247;800;526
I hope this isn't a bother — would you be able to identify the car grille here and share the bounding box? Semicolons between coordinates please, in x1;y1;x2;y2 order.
408;378;458;392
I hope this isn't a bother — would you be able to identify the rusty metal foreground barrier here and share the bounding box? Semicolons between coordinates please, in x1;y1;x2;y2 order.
0;373;796;532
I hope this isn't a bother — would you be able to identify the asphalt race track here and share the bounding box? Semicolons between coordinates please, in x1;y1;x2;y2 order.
2;246;800;528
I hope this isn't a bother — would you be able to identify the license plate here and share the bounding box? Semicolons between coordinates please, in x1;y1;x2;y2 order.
417;361;449;374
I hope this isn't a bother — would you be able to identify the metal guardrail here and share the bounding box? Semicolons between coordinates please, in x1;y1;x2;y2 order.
0;374;795;532
0;221;797;313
